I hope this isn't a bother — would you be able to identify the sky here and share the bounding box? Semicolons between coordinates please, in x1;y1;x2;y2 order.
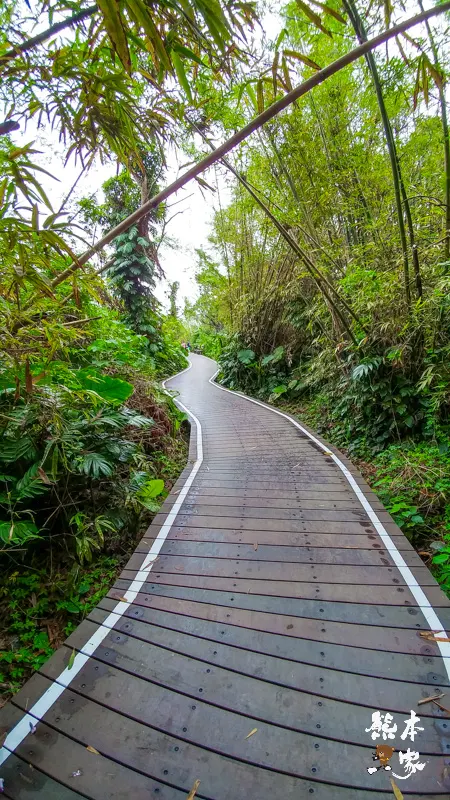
11;120;231;311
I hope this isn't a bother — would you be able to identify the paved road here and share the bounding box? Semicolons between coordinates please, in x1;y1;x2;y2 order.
1;353;450;797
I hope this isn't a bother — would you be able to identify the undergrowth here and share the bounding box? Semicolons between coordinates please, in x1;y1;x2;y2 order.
0;424;187;704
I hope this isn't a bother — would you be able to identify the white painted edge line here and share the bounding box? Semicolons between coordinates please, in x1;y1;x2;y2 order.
0;358;201;767
208;365;450;682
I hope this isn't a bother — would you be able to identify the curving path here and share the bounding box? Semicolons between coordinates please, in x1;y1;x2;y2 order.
1;353;450;798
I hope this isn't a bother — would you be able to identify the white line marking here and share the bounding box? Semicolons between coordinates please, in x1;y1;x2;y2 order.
0;359;201;766
207;362;450;682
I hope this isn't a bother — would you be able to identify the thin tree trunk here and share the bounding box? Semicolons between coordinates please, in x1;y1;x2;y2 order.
418;0;450;261
191;121;365;339
234;170;359;344
343;0;415;307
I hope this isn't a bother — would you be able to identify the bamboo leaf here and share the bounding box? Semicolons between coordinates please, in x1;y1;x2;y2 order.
172;51;193;103
172;43;206;66
0;177;9;209
413;58;421;110
186;780;201;800
272;50;280;94
390;779;404;800
125;0;171;72
195;176;216;192
284;49;321;71
308;0;346;24
395;35;410;65
281;56;293;91
67;649;76;670
384;0;393;28
31;203;39;231
275;28;288;49
294;0;333;37
257;79;264;114
96;0;132;74
422;57;429;105
246;83;257;110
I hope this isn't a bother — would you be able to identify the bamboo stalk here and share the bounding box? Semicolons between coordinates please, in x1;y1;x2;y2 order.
343;0;420;306
0;6;97;65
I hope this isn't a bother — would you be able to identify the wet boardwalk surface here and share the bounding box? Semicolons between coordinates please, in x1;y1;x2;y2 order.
1;353;450;798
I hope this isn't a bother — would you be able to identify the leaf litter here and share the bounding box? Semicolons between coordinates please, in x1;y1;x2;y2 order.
417;692;445;705
186;779;201;799
390;778;404;799
245;728;257;739
419;630;450;642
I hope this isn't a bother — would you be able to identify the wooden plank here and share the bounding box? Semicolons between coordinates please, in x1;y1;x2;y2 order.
105;590;442;654
141;527;414;550
10;674;449;793
157;514;402;535
123;551;435;585
137;539;422;568
39;640;446;754
187;482;368;502
77;612;449;711
0;757;86;800
96;597;450;684
177;504;377;522
0;703;185;800
119;568;450;607
192;478;346;489
181;494;368;509
110;577;450;630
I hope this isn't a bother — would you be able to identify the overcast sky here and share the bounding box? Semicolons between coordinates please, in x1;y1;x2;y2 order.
11;119;233;310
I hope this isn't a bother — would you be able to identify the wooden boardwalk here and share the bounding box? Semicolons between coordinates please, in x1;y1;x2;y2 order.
1;353;450;798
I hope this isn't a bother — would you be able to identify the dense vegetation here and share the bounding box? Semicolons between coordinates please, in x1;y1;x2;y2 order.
184;2;450;594
0;0;255;698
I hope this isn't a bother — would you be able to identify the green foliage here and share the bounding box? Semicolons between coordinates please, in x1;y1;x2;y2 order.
218;335;292;397
108;226;160;339
0;557;120;694
75;368;134;403
0;0;256;166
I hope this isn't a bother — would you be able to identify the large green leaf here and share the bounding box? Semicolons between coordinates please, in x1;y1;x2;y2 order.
237;349;255;365
75;369;133;402
77;452;114;478
0;520;40;545
136;478;164;510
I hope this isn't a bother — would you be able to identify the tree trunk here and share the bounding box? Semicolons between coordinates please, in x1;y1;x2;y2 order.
343;0;416;307
418;0;450;262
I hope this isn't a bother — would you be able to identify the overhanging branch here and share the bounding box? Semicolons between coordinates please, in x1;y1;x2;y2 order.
34;2;450;291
